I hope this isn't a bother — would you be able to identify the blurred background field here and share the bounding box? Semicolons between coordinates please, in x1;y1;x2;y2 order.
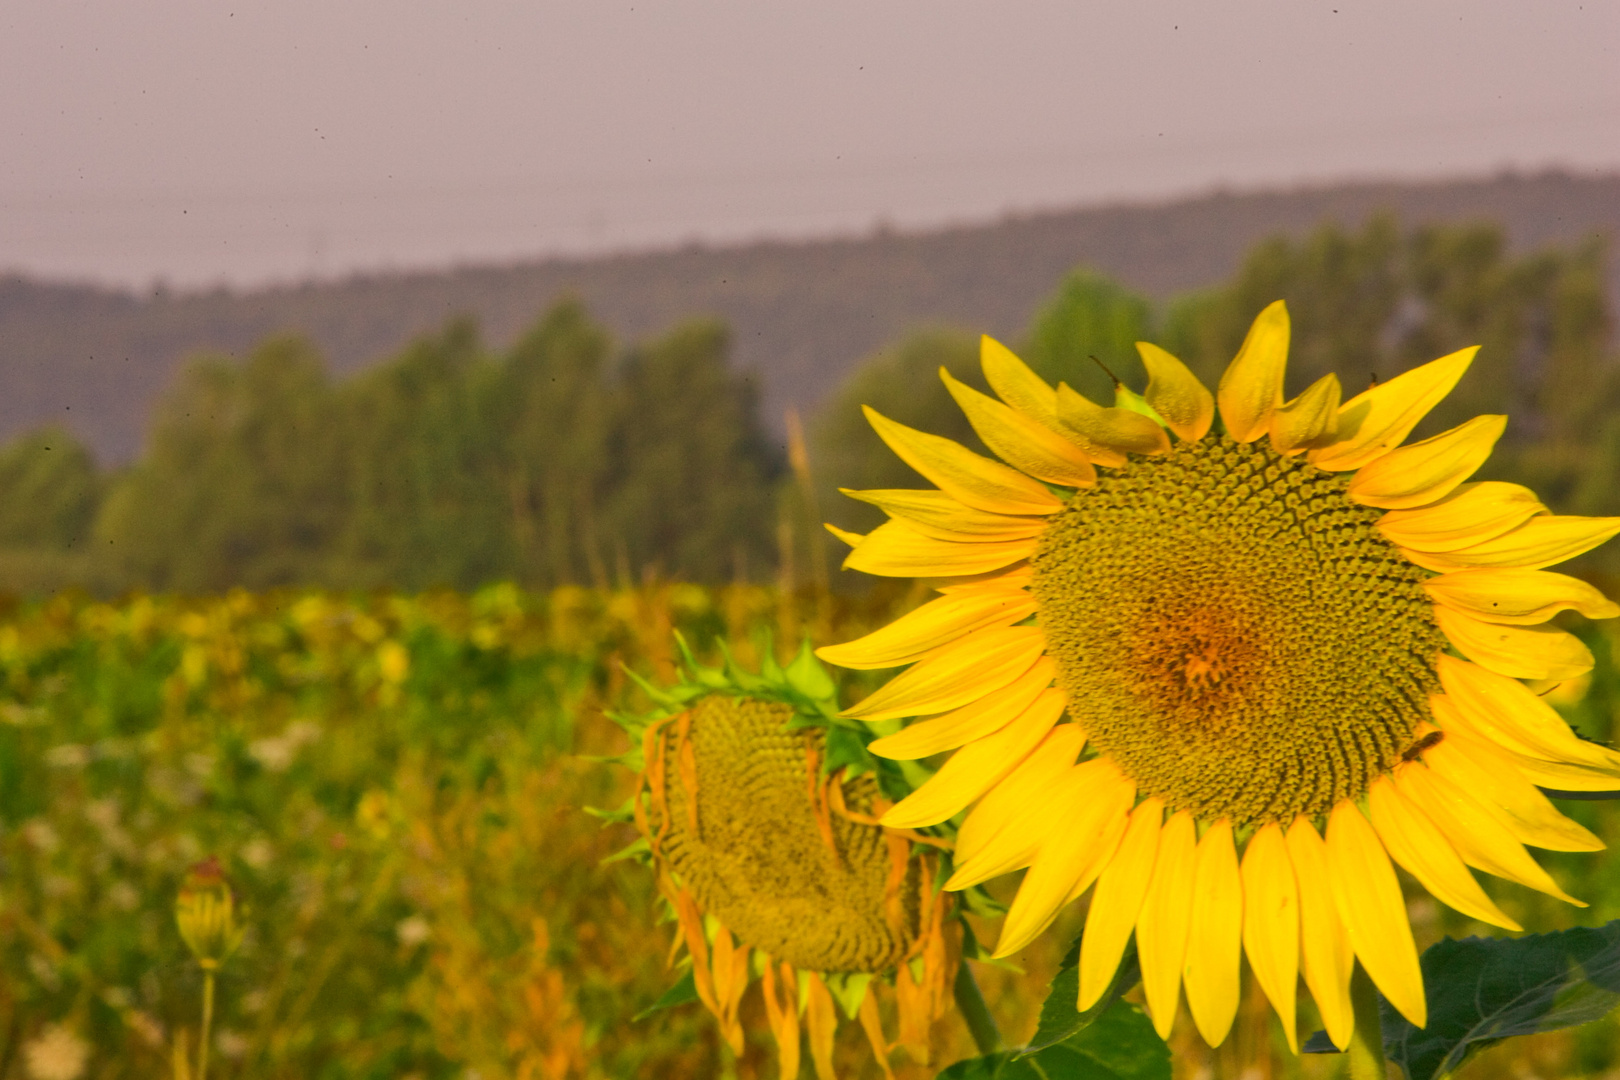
2;581;1620;1080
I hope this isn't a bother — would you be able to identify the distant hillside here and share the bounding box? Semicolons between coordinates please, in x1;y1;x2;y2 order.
3;169;1617;463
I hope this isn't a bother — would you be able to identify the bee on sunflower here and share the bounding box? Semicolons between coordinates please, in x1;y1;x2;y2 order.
604;640;966;1079
817;300;1620;1053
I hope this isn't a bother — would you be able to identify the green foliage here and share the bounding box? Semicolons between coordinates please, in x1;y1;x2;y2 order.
1020;268;1155;404
0;426;101;550
1378;924;1620;1080
939;999;1169;1080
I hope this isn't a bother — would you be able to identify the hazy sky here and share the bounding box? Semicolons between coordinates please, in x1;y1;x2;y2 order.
2;1;1616;290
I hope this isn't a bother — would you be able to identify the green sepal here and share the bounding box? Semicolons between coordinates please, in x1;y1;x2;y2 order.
633;970;700;1022
583;795;637;824
823;971;874;1021
600;835;652;866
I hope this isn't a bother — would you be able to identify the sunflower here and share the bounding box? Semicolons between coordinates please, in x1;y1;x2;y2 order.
608;642;957;1079
817;300;1620;1052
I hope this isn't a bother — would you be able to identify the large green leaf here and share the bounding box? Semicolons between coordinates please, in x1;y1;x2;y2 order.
1027;936;1142;1051
1383;923;1620;1080
1304;922;1620;1079
937;999;1169;1079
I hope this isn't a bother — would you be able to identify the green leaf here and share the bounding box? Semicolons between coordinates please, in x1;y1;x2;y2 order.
784;639;837;702
1026;934;1142;1052
938;1001;1168;1079
632;970;698;1022
1381;922;1620;1080
823;725;875;779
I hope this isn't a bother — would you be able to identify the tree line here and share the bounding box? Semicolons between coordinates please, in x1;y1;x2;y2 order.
1;214;1616;594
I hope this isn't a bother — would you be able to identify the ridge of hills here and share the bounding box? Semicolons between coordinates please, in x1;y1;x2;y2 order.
3;169;1618;464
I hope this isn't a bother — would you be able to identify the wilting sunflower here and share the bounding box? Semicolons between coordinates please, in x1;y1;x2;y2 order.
606;642;957;1079
817;300;1620;1051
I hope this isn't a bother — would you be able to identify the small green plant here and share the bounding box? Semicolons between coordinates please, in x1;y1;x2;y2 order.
174;857;242;1080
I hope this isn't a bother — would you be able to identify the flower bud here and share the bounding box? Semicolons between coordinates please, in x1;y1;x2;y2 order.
175;857;242;970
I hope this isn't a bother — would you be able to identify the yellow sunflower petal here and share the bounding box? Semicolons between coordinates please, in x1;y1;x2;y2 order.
842;624;1045;722
1377;482;1547;552
880;687;1067;828
1308;346;1478;472
863;406;1062;515
1183;819;1244;1047
1346;414;1507;510
840;488;1049;541
1285;817;1354;1052
1434;606;1593;681
936;563;1034;595
942;369;1098;488
1437;655;1620;775
1136;810;1197;1040
1429;694;1620;789
1078;798;1164;1011
1422;730;1604;852
1217;299;1290;443
1240;823;1300;1053
981;335;1060;427
949;745;1120;889
843;518;1035;578
1269;373;1342;455
1137;342;1214;442
1367;775;1520;930
817;588;1039;670
946;725;1085;876
869;657;1054;759
1054;383;1171;463
1400;513;1620;573
825;523;864;548
994;761;1135;958
1325;801;1426;1028
1395;761;1586;906
1423;567;1620;625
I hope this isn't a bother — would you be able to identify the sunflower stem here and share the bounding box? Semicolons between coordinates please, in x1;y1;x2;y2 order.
198;966;216;1080
953;961;1003;1054
1347;963;1387;1080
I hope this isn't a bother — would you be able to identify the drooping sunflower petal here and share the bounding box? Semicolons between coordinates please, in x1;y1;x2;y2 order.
1078;798;1164;1011
869;657;1054;759
1136;810;1197;1040
879;688;1066;828
843;518;1036;578
1346;414;1507;510
946;725;1086;877
1240;823;1300;1053
842;624;1045;722
1308;346;1478;472
1421;730;1603;852
1377;482;1547;552
1400;513;1620;573
994;761;1134;958
1269;372;1342;455
948;743;1116;889
817;588;1039;670
1183;819;1244;1047
1424;567;1620;625
1437;655;1620;775
1054;383;1171;462
1367;775;1520;930
942;369;1098;487
1394;763;1587;906
981;335;1061;427
841;488;1049;541
1286;818;1354;1052
1217;299;1290;443
863;406;1063;515
1137;342;1214;442
1325;801;1426;1028
1434;606;1593;681
805;972;838;1080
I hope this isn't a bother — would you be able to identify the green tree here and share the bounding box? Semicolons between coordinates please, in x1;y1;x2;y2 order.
0;426;102;550
334;318;512;589
602;318;779;582
495;298;613;588
1020;268;1155;403
95;336;346;591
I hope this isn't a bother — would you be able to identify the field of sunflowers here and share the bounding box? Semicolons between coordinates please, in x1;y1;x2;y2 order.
3;583;1620;1079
